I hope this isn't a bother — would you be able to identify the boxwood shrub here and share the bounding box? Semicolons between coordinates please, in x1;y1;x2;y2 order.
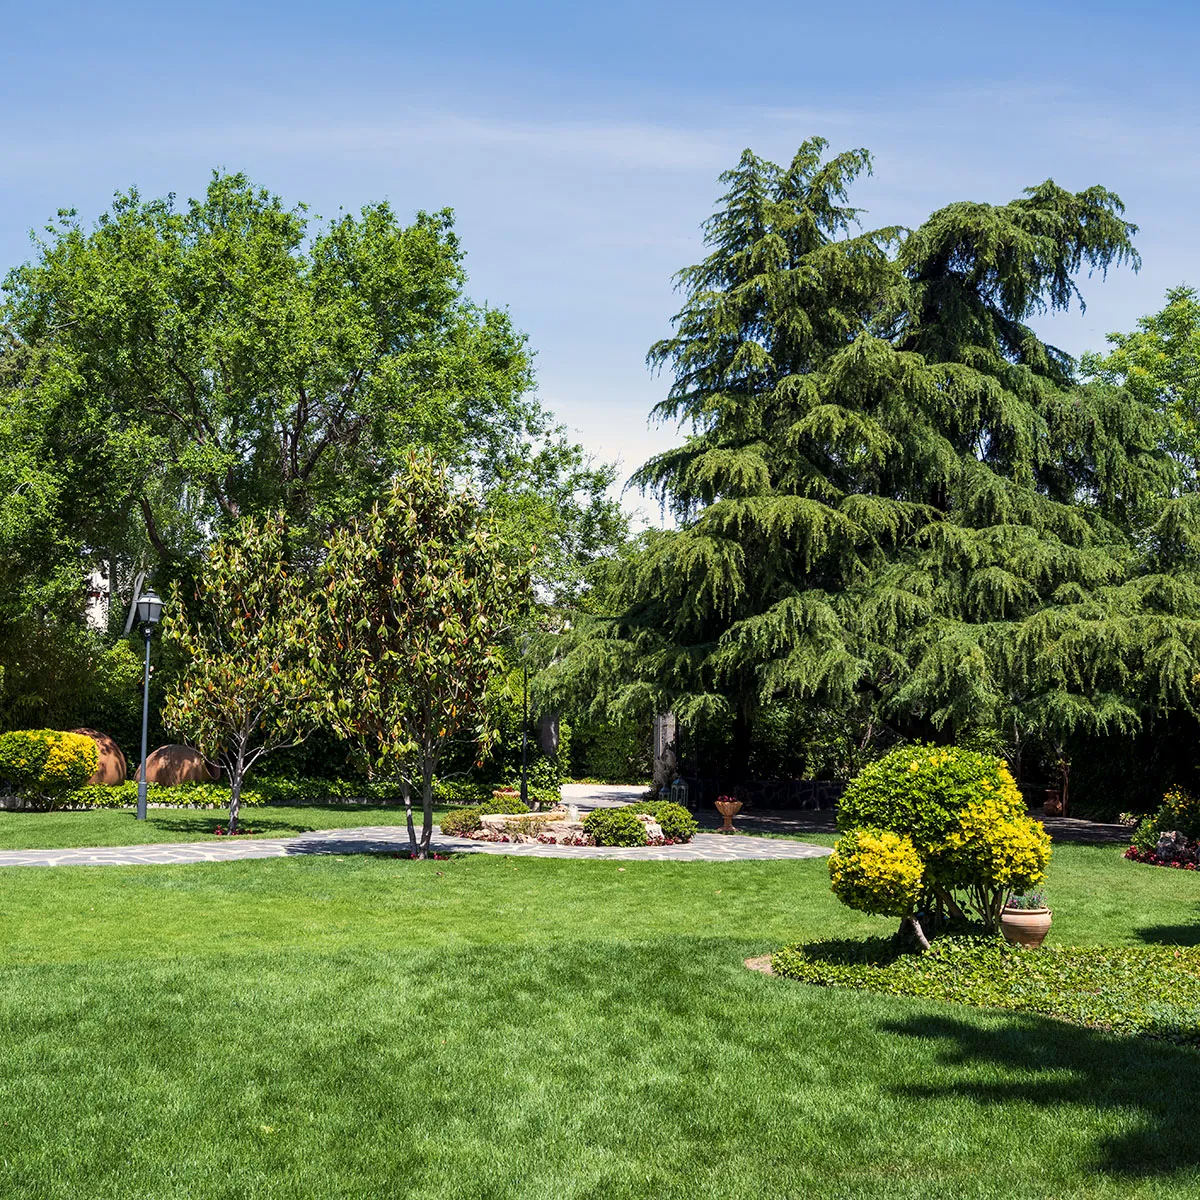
624;800;698;842
584;806;649;847
0;729;99;809
440;806;484;836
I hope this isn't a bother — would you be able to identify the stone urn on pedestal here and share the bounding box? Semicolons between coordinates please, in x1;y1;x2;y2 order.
714;795;743;834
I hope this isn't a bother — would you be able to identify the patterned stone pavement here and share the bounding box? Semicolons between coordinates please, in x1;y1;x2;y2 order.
0;826;830;869
0;783;831;869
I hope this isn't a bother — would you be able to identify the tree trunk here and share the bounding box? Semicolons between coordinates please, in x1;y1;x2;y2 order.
419;755;435;859
227;748;245;834
401;778;417;857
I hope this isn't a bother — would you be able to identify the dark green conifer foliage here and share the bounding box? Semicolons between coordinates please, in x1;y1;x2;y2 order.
555;140;1200;775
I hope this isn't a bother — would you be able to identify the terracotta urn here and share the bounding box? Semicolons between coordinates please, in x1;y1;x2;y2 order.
1043;788;1063;817
70;728;127;785
714;798;743;834
1000;907;1052;949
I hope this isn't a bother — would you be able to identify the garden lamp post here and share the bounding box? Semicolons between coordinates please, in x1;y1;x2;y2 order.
134;587;163;821
520;660;529;809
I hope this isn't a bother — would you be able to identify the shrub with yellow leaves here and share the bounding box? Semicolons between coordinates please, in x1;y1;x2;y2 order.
0;729;99;810
832;743;1051;933
829;828;924;917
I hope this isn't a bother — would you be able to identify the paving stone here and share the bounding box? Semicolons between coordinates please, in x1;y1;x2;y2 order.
0;826;829;868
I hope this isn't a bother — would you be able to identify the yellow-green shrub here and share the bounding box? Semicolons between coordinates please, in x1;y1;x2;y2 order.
0;729;99;810
829;829;924;917
835;744;1050;932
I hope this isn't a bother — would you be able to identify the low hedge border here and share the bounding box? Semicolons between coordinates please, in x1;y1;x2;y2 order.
19;777;564;812
771;935;1200;1045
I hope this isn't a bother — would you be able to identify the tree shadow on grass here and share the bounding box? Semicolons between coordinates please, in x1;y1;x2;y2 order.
1136;903;1200;946
883;1012;1200;1178
145;816;319;837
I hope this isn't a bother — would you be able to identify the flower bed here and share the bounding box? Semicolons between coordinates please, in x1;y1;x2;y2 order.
1125;845;1200;870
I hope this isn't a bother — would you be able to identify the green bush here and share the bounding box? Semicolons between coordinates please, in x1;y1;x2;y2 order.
624;800;697;842
0;729;99;809
771;935;1200;1046
440;806;483;836
433;779;492;806
584;806;649;847
479;794;531;815
835;744;1051;931
828;828;924;918
59;781;265;810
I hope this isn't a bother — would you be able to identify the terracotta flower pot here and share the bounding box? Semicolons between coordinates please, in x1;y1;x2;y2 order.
1000;907;1052;949
714;799;743;833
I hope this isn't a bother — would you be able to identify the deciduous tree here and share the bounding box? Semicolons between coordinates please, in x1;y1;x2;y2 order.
321;452;530;856
162;513;317;832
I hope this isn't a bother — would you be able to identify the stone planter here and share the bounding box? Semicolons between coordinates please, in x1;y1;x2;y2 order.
714;799;743;833
1000;907;1052;949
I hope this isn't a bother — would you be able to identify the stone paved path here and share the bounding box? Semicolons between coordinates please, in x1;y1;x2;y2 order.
0;826;830;869
0;785;830;869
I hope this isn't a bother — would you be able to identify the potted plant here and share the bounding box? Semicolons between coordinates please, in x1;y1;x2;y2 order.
1000;890;1052;948
714;793;743;833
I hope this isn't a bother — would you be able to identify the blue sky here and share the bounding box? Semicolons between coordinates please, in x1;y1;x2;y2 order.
2;1;1196;520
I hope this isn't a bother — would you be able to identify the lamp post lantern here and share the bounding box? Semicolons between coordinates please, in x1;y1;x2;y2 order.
135;587;163;821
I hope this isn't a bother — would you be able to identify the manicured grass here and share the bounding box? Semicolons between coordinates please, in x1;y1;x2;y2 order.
0;803;451;851
1;843;1199;1197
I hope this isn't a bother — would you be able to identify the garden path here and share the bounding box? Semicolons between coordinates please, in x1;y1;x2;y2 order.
0;826;831;868
0;783;831;868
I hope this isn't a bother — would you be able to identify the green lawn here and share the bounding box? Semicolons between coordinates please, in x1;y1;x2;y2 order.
0;803;452;851
1;843;1199;1197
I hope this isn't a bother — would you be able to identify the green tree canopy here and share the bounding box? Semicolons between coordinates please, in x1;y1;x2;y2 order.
552;139;1198;778
0;170;621;608
1082;285;1200;485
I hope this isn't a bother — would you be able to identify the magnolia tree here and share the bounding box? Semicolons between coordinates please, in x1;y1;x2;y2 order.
320;452;530;857
163;514;318;832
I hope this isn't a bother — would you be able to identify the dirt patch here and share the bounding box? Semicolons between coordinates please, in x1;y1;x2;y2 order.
744;954;774;975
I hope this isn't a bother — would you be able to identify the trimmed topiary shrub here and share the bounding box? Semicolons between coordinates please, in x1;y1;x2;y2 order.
440;806;484;836
829;829;924;918
584;806;649;847
0;729;99;809
480;794;531;815
834;744;1050;934
623;800;698;842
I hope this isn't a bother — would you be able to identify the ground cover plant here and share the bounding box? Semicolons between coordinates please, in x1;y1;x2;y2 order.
771;935;1200;1044
1;843;1199;1198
